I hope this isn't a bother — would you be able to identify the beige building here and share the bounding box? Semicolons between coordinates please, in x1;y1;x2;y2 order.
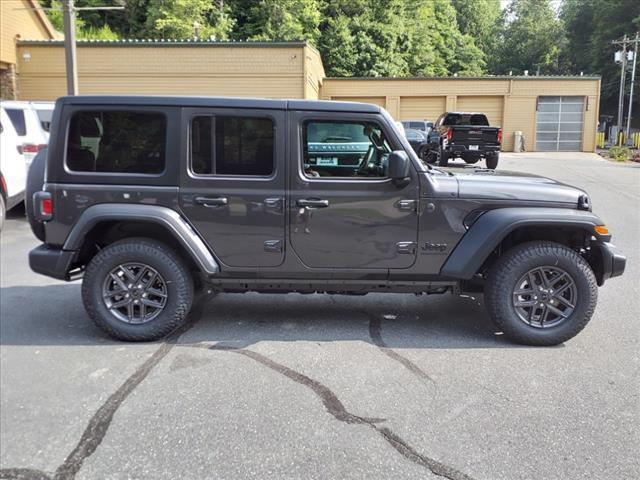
8;37;600;152
0;0;58;99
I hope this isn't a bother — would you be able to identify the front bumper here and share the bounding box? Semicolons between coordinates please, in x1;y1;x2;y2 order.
592;242;626;285
29;244;78;281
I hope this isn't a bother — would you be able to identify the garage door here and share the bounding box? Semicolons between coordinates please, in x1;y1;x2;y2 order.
457;96;504;126
536;96;584;151
399;97;446;123
331;96;386;107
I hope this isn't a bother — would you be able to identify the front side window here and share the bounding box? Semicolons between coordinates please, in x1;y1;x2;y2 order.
191;115;274;176
66;111;166;174
303;120;391;178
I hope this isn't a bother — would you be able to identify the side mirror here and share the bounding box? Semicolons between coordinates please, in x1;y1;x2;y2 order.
388;150;410;185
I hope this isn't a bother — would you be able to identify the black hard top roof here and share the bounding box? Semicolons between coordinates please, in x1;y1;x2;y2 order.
57;96;381;113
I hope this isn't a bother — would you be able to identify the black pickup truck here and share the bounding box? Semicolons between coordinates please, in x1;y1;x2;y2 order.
427;112;502;169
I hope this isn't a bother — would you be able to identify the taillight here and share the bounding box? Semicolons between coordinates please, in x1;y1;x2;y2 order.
21;144;46;154
446;127;453;141
41;198;53;216
33;191;53;221
497;128;503;143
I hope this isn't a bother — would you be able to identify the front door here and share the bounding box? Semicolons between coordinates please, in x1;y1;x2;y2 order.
179;108;286;268
289;112;420;269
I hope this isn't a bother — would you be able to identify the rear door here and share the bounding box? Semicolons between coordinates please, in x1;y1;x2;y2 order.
179;108;286;268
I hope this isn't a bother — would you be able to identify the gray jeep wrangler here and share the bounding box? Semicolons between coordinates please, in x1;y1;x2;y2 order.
27;96;626;345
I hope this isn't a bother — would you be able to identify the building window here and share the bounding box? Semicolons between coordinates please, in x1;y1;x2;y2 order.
191;115;274;176
303;120;390;178
66;111;166;174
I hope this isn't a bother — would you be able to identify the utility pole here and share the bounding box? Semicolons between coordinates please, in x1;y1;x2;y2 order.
625;32;639;143
61;0;78;96
613;35;629;132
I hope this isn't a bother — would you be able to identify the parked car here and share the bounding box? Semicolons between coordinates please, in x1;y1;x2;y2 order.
428;112;501;169
401;120;434;133
0;108;27;230
0;100;49;167
27;96;625;346
405;128;430;161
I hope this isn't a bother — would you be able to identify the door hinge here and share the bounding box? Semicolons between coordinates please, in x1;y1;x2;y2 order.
263;239;283;253
396;241;417;254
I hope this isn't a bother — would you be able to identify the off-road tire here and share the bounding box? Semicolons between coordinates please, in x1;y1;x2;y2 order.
462;156;479;164
485;241;597;346
485;152;499;169
438;146;450;166
82;238;194;341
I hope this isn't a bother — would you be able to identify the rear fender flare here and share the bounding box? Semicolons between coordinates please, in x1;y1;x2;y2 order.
440;207;608;279
63;203;219;275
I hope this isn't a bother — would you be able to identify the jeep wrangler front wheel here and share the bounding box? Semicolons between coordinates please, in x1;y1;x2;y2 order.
484;241;597;346
82;238;194;341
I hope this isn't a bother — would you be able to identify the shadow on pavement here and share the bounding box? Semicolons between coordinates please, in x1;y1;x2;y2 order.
0;284;525;349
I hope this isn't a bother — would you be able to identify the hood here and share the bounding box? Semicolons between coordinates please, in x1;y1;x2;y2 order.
453;169;586;204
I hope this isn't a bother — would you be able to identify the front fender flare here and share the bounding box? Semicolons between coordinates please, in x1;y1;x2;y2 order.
63;203;219;275
440;207;608;280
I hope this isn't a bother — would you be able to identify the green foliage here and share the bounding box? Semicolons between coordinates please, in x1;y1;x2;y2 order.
143;0;233;40
561;0;640;114
230;0;321;43
451;0;501;72
608;146;630;161
496;0;564;75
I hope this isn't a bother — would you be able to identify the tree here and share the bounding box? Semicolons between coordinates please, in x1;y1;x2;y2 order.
561;0;640;115
143;0;233;40
497;0;564;75
229;0;321;43
451;0;501;72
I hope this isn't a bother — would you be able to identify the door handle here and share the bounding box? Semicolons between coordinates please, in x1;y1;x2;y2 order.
194;196;228;207
264;197;283;212
297;199;330;209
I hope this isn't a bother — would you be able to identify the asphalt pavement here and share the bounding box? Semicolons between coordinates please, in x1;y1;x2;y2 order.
1;153;638;480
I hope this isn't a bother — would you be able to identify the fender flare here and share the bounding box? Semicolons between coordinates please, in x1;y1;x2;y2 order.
63;203;219;275
440;207;608;279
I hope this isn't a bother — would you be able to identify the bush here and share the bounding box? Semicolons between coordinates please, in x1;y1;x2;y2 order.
609;146;630;161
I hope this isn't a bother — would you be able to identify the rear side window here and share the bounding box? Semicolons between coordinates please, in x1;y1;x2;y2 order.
5;109;27;136
191;115;274;176
66;111;166;174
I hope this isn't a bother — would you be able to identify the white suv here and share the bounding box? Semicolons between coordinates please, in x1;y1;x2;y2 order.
1;100;49;167
0;107;28;230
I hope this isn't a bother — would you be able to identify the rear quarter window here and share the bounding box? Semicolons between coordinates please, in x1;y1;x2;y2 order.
5;109;27;136
66;110;166;174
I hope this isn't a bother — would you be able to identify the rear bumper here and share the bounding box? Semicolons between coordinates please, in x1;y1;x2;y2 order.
445;144;500;156
593;242;626;285
29;244;78;281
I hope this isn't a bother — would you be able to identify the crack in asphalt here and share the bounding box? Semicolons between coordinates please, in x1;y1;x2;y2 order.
183;342;474;480
0;300;206;480
365;311;436;386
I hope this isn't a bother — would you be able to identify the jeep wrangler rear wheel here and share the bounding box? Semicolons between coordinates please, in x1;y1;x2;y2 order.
484;241;597;346
82;238;194;341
